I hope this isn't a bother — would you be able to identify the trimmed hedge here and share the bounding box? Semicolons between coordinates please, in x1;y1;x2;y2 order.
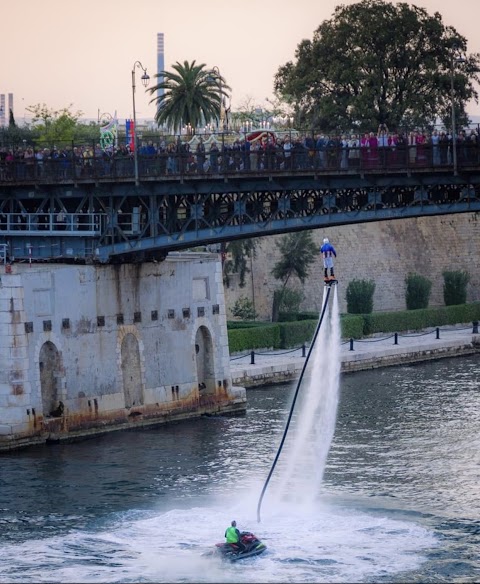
227;303;480;353
228;314;366;352
363;302;480;335
227;321;267;329
279;311;319;322
279;320;317;348
228;324;281;353
341;314;365;339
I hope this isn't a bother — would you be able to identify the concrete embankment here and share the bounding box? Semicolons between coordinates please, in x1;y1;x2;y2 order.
230;327;480;388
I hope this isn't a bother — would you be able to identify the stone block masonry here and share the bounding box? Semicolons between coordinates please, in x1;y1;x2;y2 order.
224;213;480;319
0;253;246;451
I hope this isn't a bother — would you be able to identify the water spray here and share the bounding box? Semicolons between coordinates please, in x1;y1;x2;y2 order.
256;284;334;523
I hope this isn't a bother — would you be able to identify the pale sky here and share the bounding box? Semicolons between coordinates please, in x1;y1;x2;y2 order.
2;0;480;123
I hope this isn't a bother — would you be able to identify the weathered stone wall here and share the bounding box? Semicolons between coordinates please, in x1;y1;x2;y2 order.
0;253;245;450
224;213;480;319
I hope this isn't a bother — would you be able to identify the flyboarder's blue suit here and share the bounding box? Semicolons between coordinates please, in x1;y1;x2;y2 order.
320;238;336;281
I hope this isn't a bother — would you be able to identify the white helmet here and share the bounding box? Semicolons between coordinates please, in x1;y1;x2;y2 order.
323;238;329;244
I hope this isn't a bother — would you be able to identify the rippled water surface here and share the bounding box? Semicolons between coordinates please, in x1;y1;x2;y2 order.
0;355;479;582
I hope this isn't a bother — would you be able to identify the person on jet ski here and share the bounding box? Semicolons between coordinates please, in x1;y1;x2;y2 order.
225;520;245;551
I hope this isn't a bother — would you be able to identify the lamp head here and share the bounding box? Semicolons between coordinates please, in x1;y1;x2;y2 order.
141;72;150;87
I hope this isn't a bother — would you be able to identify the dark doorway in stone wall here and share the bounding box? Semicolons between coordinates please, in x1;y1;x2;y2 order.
195;326;215;395
121;333;144;408
39;341;61;417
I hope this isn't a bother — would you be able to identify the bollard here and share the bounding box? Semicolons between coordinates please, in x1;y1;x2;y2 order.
349;338;354;351
394;332;398;345
302;343;306;357
436;327;440;339
473;321;479;334
250;350;255;365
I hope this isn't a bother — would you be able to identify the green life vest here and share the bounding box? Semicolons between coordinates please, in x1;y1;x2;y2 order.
225;526;239;543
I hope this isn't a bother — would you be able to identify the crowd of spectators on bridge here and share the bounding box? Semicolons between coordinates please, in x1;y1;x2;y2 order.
1;125;480;181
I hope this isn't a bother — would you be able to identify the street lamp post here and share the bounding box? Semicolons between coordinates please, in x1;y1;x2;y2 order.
131;61;150;186
450;48;465;176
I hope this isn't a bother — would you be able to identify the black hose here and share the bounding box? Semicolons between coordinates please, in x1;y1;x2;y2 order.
256;285;333;523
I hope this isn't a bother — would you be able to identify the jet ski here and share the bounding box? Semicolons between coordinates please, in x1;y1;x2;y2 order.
212;531;267;561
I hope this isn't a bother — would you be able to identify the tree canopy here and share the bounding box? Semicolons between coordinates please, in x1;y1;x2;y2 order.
223;239;257;288
25;103;98;145
271;231;317;321
274;0;480;132
148;60;231;132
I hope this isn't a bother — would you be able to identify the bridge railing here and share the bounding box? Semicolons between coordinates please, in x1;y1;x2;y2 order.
0;212;104;234
1;142;480;184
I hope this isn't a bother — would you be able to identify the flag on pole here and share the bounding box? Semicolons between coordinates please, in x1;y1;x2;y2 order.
126;119;135;151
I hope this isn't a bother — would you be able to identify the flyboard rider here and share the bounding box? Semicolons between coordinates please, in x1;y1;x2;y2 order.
320;237;337;283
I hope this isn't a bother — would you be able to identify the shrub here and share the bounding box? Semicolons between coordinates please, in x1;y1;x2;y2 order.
443;270;470;306
346;279;376;314
231;296;258;320
405;273;432;310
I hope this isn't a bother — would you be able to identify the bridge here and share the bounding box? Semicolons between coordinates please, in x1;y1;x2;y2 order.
1;143;480;263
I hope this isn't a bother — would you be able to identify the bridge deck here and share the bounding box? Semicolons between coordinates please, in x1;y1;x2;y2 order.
1;146;480;262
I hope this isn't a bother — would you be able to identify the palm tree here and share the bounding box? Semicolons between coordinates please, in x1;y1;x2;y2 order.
147;60;230;133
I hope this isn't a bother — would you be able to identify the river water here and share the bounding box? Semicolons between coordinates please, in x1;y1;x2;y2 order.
0;354;479;583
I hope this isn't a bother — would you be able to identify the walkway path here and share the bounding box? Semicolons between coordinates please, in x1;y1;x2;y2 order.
230;325;480;388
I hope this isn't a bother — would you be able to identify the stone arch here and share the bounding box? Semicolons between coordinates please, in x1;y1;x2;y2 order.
120;332;144;408
39;341;62;416
195;325;215;395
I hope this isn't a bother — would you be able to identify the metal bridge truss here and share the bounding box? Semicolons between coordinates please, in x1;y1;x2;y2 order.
1;171;480;263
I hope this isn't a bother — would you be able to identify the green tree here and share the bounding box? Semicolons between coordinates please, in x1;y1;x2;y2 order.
0;124;34;148
231;96;258;128
271;231;317;321
25;103;98;145
8;109;16;128
147;60;231;132
223;239;257;288
274;0;480;132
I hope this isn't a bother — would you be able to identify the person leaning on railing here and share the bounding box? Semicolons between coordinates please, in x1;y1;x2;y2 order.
2;126;480;182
